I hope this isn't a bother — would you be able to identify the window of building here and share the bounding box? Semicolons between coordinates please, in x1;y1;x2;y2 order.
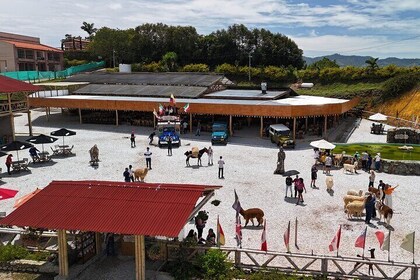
37;51;45;60
53;53;60;61
25;50;34;59
17;49;25;59
47;53;53;60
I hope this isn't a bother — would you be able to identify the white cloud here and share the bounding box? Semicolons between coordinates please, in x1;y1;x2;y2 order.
109;3;123;10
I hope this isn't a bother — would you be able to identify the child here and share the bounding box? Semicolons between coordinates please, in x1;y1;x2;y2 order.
296;178;307;205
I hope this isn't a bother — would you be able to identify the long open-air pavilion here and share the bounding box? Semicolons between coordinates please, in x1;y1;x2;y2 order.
0;180;222;280
28;72;359;140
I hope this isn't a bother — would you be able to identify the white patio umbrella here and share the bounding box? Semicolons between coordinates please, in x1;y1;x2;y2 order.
368;113;388;121
310;139;336;150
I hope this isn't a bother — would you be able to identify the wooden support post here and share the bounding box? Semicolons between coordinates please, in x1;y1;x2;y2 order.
135;235;146;280
27;110;33;136
234;250;241;267
95;232;102;256
293;118;296;142
7;93;16;141
305;117;308;133
58;229;68;277
189;113;193;134
260;116;264;138
115;110;119;126
321;258;328;277
153;114;156;129
78;108;82;124
229;115;233;136
324;116;328;139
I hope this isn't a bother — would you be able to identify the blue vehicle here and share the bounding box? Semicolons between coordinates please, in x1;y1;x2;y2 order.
211;122;229;144
157;117;181;147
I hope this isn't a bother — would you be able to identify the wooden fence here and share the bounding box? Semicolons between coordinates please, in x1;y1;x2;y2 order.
165;244;419;279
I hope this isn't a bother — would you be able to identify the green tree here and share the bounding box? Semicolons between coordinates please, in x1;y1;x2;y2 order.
162;52;178;71
81;22;98;39
365;57;379;73
308;58;340;70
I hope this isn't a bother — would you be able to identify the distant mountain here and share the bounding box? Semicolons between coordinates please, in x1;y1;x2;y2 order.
304;54;420;67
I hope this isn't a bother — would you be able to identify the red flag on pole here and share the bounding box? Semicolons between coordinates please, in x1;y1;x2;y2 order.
375;231;385;248
329;225;342;252
261;219;267;252
235;214;242;247
217;216;225;246
355;227;367;249
284;221;291;252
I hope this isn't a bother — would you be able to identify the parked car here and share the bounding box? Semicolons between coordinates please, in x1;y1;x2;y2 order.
269;124;295;149
157;116;181;147
211;122;229;144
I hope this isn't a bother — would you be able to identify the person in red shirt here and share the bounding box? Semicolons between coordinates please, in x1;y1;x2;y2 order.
5;154;13;175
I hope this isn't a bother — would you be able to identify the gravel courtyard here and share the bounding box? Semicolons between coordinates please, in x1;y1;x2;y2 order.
0;109;418;278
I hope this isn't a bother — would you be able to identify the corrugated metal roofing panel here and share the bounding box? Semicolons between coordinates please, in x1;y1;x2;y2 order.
65;72;223;87
1;181;221;237
73;84;207;98
0;76;41;93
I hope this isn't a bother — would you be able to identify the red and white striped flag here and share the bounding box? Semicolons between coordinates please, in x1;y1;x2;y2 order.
355;227;367;249
217;216;225;246
261;219;267;252
329;225;342;252
284;221;291;252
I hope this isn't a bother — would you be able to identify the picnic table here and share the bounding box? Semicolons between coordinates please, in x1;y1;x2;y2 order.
38;151;51;162
12;159;29;172
51;145;74;156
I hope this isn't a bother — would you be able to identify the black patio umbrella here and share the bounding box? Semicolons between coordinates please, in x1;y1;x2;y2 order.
282;170;300;177
26;134;58;153
1;141;33;161
50;128;76;146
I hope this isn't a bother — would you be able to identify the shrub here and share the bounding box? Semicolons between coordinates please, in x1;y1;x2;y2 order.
166;241;201;280
0;245;28;262
198;249;232;279
215;63;237;74
181;63;210;72
382;73;419;100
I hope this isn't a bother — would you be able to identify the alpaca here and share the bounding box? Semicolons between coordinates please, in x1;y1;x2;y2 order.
343;161;358;174
134;168;148;182
239;208;264;227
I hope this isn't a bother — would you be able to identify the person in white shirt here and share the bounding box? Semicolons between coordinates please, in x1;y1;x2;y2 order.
128;164;134;182
218;156;225;179
144;147;152;169
374;153;381;171
208;146;213;165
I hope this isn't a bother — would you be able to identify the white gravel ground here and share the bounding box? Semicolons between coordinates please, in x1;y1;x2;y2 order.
1;109;418;277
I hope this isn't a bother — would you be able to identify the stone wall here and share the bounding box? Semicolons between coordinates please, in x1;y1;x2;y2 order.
387;127;420;144
382;159;420;175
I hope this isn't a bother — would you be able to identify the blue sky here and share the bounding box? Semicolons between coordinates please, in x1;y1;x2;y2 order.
1;0;420;58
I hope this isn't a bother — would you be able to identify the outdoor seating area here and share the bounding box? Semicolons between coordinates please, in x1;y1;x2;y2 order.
51;145;74;156
11;158;29;172
31;151;51;163
371;123;385;134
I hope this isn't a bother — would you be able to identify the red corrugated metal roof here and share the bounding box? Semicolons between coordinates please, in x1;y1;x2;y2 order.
0;76;41;93
3;40;63;52
1;181;221;237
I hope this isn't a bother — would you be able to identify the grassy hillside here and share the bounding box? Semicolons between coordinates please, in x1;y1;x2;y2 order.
375;88;420;121
294;82;384;98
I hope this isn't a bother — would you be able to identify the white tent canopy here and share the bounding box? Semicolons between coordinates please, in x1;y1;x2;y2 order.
309;139;336;150
369;113;388;121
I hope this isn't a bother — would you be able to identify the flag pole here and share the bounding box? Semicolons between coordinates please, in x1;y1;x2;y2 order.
362;226;367;258
294;217;298;248
387;229;391;262
413;232;415;264
217;215;220;248
337;225;341;258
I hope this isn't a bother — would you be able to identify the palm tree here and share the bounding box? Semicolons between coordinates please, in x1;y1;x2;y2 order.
80;22;97;39
365;57;379;73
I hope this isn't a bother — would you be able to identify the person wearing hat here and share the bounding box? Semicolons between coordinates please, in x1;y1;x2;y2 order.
5;154;13;175
374;153;381;171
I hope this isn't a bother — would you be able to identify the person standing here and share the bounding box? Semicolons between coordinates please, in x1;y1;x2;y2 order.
5;154;13;175
296;178;306;205
361;151;368;171
123;168;131;182
148;131;156;145
208;146;213;165
195;215;206;240
365;194;374;224
195;121;201;136
128;165;134;182
310;164;318;188
218;156;225;179
374;153;381;171
313;148;320;164
378;180;386;201
130;131;136;148
325;154;332;176
167;136;173;156
144;147;152;170
285;175;293;198
105;233;115;256
293;175;300;198
183;121;188;134
367;153;373;171
368;170;375;188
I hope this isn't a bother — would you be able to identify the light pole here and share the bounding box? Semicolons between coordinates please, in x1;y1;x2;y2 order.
112;49;116;68
248;52;252;82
